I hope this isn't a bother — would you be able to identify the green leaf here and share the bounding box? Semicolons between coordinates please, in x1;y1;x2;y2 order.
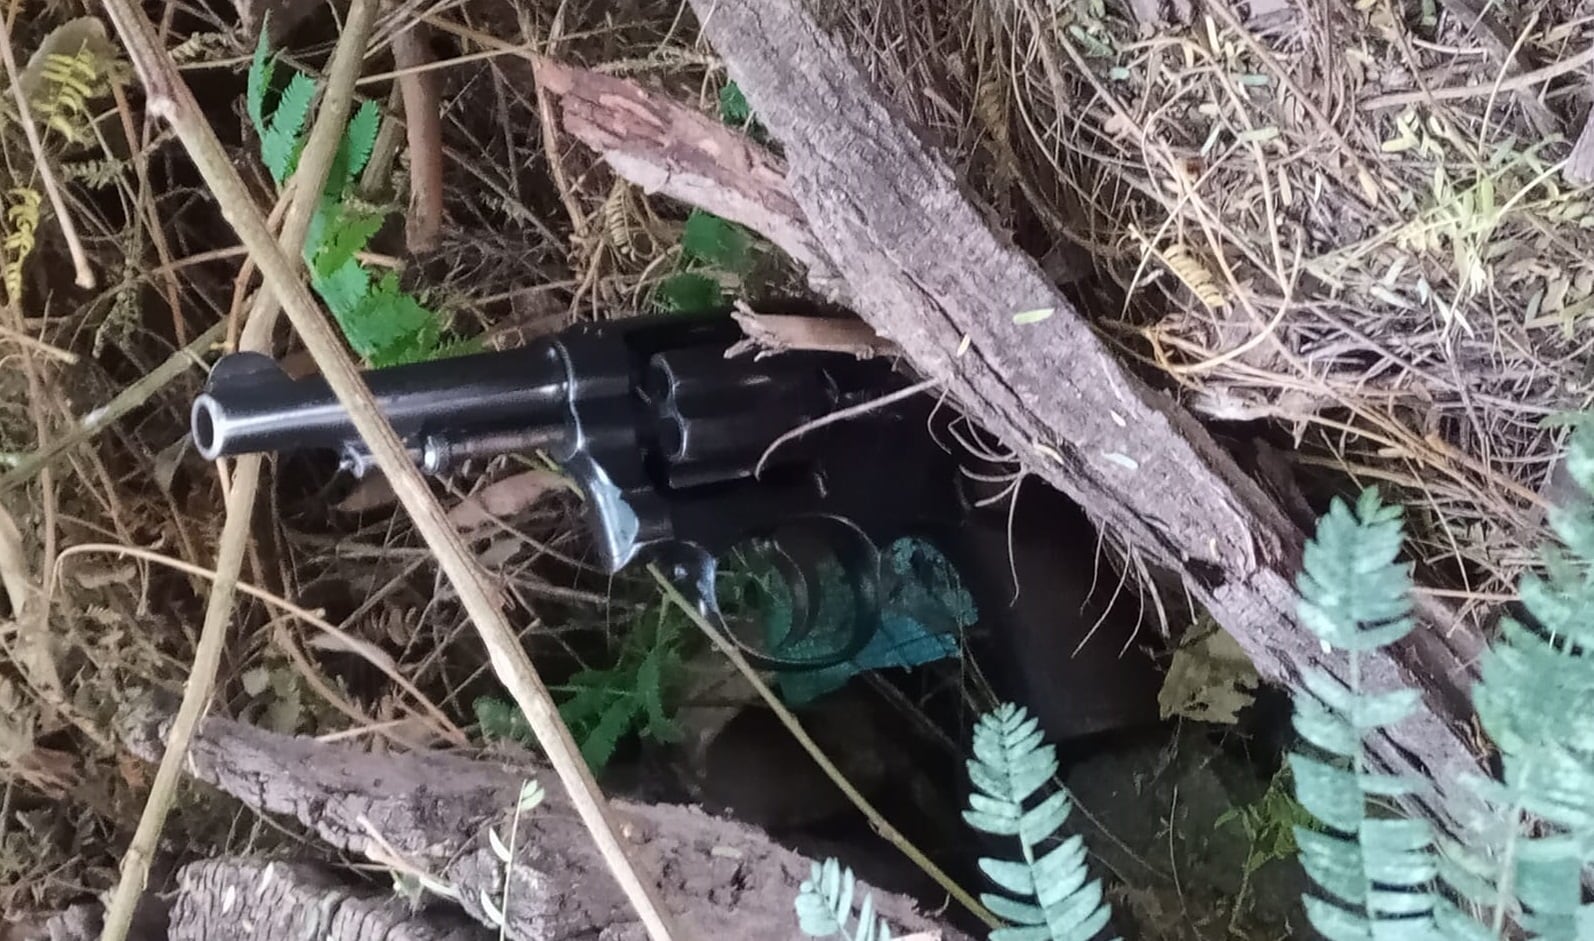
719;81;753;127
654;271;724;314
793;858;895;941
681;210;753;273
313;208;384;279
579;694;635;772
329;99;381;193
246;27;275;137
965;703;1116;941
1289;753;1362;831
261;70;316;183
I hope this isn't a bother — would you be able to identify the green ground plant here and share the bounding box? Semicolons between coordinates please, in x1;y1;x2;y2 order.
247;31;464;365
1288;445;1594;938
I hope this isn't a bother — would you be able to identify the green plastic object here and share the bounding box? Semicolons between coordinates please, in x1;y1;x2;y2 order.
737;536;975;705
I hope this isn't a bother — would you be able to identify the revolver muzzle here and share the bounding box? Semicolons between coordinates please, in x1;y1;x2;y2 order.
191;346;572;464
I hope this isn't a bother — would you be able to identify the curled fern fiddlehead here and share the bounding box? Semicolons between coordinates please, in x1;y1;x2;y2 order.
965;703;1115;941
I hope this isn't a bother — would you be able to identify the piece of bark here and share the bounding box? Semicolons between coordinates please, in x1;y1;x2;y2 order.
727;306;901;359
531;58;843;296
684;0;1490;838
170;858;487;940
116;697;969;941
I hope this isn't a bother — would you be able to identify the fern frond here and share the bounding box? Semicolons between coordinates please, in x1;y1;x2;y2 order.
327;99;381;193
312;207;383;279
260;71;316;183
2;188;42;305
246;26;275;136
23;20;126;147
965;703;1114;941
1297;488;1415;653
1289;489;1439;939
794;859;894;941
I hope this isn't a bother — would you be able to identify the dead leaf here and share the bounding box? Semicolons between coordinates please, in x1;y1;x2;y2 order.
335;472;398;513
446;470;571;531
1157;628;1260;724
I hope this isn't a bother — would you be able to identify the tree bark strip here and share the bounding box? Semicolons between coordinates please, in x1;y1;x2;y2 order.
682;0;1489;836
116;698;969;941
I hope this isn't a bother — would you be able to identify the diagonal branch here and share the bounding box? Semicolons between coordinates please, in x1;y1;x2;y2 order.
95;4;682;940
94;3;382;940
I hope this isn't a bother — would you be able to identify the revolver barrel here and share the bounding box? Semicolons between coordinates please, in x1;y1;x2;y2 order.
190;345;571;467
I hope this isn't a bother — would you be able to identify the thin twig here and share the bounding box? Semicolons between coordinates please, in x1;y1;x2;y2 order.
93;4;382;940
1360;43;1594;110
98;3;682;938
0;17;94;288
647;564;998;930
0;320;223;493
753;379;939;477
48;542;465;744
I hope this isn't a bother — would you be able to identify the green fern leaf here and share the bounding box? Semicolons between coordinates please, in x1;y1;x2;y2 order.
1294;828;1367;905
794;859;895;941
579;695;635;772
965;703;1114;941
326;98;380;194
246;26;274;137
313;208;383;279
1297;489;1415;653
1288;753;1362;832
311;257;370;320
260;71;315;183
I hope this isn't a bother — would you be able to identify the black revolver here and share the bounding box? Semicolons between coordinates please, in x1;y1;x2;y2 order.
192;313;1160;736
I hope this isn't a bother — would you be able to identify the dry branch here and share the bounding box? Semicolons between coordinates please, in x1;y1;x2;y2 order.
681;0;1491;839
93;5;383;940
392;24;444;253
117;697;971;941
532;58;839;289
96;3;681;938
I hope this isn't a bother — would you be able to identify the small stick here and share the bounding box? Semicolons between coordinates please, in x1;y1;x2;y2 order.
647;564;998;930
0;17;94;289
99;3;682;938
94;4;382;941
391;23;444;253
1361;43;1594;110
0;320;223;493
754;379;939;478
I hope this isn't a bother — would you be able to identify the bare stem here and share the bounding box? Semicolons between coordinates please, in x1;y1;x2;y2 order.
97;3;682;939
95;4;381;940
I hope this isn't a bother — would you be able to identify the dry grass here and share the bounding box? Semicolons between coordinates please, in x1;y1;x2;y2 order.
832;0;1594;625
2;0;1591;925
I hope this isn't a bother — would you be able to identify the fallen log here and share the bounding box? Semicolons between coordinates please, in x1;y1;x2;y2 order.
116;696;969;941
532;1;1493;840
